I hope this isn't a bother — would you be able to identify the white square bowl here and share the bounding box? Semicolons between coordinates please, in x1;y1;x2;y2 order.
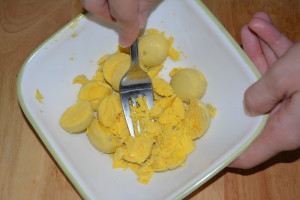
17;0;267;199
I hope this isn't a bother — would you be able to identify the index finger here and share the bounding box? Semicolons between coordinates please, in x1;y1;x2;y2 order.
241;24;269;74
249;16;293;57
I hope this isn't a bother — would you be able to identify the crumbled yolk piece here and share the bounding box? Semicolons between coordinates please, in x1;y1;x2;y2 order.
167;36;181;61
78;80;112;110
69;17;80;29
35;89;44;104
97;93;122;127
102;53;130;85
168;47;181;61
207;103;217;117
97;54;111;66
146;28;160;35
169;67;184;77
117;45;130;54
92;70;105;81
152;78;173;97
71;33;79;38
59;29;216;184
124;135;154;164
73;74;88;84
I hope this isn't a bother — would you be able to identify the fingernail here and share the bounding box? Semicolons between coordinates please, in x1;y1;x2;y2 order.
119;37;128;48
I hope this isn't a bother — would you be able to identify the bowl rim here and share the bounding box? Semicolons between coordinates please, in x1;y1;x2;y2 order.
16;1;268;199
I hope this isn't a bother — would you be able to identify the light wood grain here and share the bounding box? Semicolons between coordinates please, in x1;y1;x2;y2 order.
0;0;299;200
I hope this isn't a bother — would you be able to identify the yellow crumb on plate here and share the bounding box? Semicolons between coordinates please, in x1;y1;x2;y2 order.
69;18;80;29
71;33;79;38
35;89;44;104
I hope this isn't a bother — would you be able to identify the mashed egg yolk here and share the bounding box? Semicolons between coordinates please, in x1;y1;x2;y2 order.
59;29;216;184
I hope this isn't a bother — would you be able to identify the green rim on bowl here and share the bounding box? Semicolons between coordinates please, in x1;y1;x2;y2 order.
174;1;267;199
16;1;268;199
16;14;90;200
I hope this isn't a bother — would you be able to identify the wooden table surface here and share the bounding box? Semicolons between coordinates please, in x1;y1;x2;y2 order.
1;0;299;199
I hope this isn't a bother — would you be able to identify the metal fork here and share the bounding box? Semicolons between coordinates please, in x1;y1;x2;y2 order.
119;39;154;137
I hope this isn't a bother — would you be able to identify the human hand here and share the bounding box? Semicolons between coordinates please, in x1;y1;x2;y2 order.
80;0;155;47
229;12;300;169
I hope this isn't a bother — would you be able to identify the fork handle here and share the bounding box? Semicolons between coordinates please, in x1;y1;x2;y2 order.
130;39;140;69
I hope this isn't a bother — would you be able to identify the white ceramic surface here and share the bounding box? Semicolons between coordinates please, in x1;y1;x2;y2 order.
17;0;267;199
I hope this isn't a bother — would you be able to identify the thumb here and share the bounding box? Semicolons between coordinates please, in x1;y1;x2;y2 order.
244;42;300;115
109;0;140;47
